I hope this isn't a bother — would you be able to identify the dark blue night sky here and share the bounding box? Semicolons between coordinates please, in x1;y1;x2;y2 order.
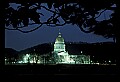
5;24;114;51
5;3;114;51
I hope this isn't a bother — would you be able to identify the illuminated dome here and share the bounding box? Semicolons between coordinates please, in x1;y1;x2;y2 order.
55;32;64;43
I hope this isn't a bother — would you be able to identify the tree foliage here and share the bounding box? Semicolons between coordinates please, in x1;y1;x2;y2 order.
5;1;120;39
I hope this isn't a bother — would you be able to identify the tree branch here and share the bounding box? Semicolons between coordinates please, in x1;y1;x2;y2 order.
5;27;18;30
79;22;94;33
5;23;37;29
17;24;43;33
46;22;66;27
40;6;59;14
17;23;37;28
94;9;107;19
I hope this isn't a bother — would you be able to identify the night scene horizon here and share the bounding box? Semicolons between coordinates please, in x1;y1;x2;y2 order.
5;25;114;51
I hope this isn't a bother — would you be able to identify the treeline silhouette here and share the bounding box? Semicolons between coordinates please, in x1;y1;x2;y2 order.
5;42;116;61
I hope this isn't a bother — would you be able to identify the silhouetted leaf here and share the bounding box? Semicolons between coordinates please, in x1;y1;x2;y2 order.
54;3;63;8
23;18;29;26
47;3;53;9
52;18;59;24
5;21;10;26
29;12;40;24
13;22;17;27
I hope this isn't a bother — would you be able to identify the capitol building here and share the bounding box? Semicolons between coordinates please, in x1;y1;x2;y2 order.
53;32;90;64
16;32;91;64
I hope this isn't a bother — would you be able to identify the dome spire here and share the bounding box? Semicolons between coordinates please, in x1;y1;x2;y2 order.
58;28;61;37
59;28;61;33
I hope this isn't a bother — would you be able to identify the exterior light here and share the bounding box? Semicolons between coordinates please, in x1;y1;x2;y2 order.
18;61;23;63
26;54;30;57
81;51;83;54
109;60;111;63
96;63;99;65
